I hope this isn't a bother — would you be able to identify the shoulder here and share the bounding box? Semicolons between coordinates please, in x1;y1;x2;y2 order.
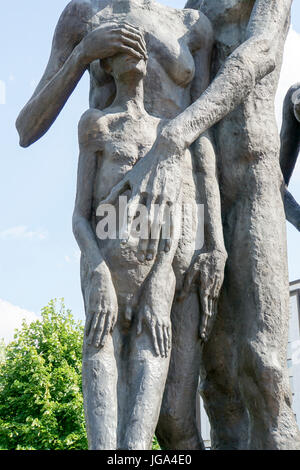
78;108;107;145
54;0;93;51
183;8;214;50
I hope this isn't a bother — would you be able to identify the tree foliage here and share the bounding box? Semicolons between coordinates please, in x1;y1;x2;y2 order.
0;299;87;450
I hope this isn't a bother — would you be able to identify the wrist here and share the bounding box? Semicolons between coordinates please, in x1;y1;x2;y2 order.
74;40;90;69
159;125;186;156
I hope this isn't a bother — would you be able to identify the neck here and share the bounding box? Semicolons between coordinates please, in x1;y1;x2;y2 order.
113;75;146;114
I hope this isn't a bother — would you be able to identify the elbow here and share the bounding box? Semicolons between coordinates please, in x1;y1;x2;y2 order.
72;212;88;241
234;35;276;85
16;114;31;148
72;213;81;239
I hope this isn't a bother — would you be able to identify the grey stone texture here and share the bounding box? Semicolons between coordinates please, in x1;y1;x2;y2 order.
16;0;300;450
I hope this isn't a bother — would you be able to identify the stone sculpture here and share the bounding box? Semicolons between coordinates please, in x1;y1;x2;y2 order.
280;83;300;231
16;0;226;449
16;0;300;450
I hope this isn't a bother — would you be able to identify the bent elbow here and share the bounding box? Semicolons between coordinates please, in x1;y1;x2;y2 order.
16;115;31;148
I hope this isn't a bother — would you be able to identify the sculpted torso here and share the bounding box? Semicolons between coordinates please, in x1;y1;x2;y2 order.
65;0;207;117
200;0;288;207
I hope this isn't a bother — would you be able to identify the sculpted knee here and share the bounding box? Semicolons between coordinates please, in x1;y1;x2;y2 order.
241;342;284;399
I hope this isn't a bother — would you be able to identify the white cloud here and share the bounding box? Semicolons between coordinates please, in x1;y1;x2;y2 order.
0;299;40;344
64;248;80;264
0;225;48;241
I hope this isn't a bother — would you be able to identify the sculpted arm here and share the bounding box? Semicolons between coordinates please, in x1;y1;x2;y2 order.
103;0;292;236
16;1;147;148
165;0;293;149
280;84;300;231
73;112;118;348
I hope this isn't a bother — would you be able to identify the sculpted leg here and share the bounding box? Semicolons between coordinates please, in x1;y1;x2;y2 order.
82;335;118;450
157;291;205;450
81;257;119;450
201;285;249;450
120;267;176;450
234;174;300;449
216;163;300;450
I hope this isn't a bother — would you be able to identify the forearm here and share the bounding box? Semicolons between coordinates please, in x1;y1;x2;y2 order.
16;44;86;148
284;188;300;232
193;132;226;254
166;49;271;150
73;213;106;273
164;0;292;152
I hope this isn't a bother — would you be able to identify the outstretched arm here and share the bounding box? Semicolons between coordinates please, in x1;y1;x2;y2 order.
165;0;292;150
102;0;292;249
16;1;147;148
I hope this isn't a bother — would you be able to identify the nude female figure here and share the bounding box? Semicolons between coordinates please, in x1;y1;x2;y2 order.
16;0;226;449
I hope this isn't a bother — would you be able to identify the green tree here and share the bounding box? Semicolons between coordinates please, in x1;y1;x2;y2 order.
0;299;87;450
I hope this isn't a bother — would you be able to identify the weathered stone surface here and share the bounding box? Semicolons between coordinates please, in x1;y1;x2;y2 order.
16;0;300;450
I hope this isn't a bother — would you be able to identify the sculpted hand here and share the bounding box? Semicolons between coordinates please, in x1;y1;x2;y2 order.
136;268;174;358
80;21;147;65
85;265;118;348
101;130;184;261
180;250;227;343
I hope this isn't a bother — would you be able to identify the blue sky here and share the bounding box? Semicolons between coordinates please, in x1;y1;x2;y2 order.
0;1;299;338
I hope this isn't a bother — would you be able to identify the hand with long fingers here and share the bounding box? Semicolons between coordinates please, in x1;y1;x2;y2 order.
99;129;184;262
180;250;228;343
80;21;148;66
137;306;171;358
136;266;175;358
85;264;118;349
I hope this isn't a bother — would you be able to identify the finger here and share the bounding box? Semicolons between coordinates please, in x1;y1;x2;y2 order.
146;236;160;261
137;238;148;262
121;22;144;36
120;36;147;58
156;324;166;358
127;192;142;238
163;325;170;356
122;24;147;50
199;292;210;341
100;178;129;206
119;28;147;55
99;313;113;348
137;316;143;336
87;313;99;345
85;313;93;337
164;204;175;253
213;275;223;300
93;312;106;347
118;44;144;60
150;322;160;357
